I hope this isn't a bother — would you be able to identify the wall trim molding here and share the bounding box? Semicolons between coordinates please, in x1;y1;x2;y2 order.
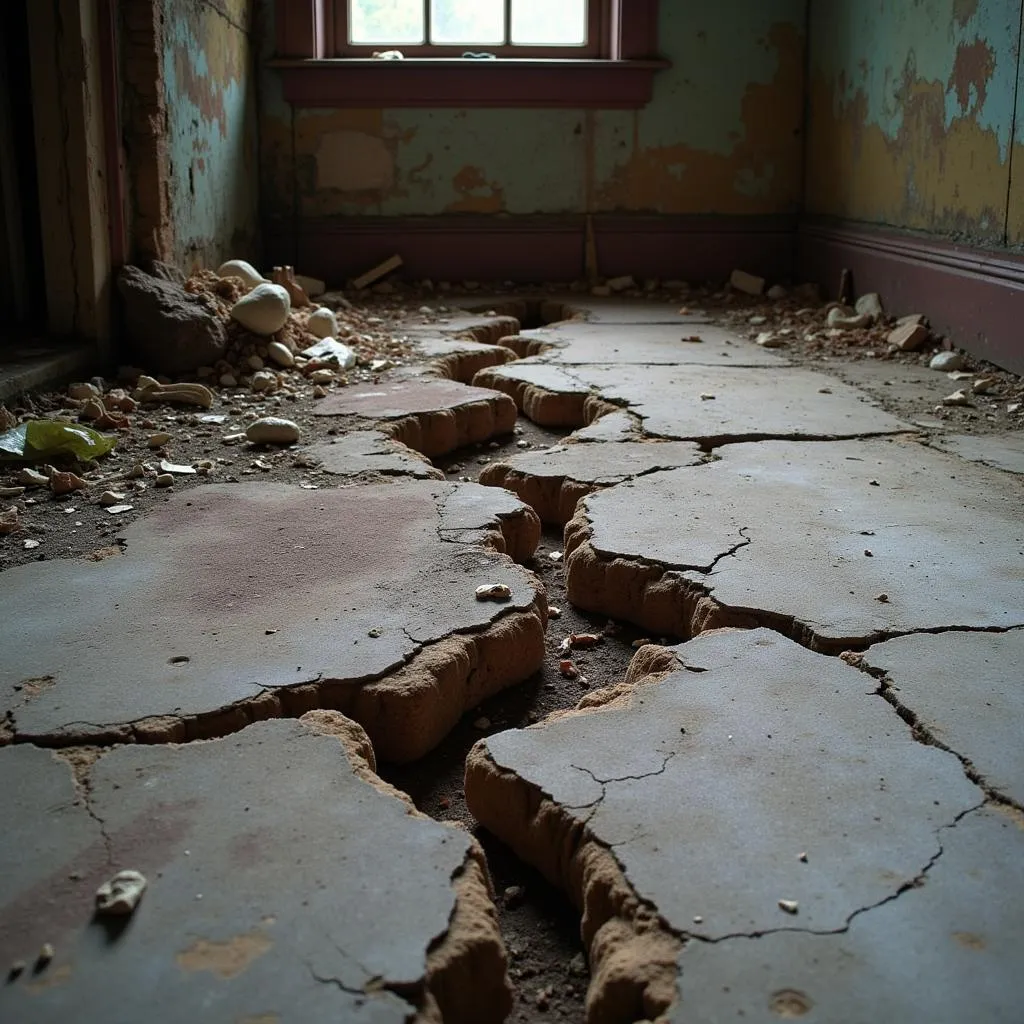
798;218;1024;374
264;212;798;288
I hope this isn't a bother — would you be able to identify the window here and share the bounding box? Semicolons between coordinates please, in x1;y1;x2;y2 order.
272;0;666;109
341;0;600;58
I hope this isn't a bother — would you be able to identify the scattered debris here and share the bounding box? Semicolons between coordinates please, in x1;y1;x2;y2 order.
352;254;403;291
730;269;765;296
135;379;214;409
0;508;20;534
558;659;578;679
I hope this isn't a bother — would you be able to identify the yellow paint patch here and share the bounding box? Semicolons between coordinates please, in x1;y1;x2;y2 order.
594;23;805;214
952;931;987;950
1009;140;1024;244
317;132;395;192
176;927;273;981
805;70;1010;241
445;165;506;213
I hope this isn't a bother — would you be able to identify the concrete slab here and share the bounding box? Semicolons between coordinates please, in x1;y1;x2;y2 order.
676;805;1024;1024
930;431;1024;475
533;323;788;367
407;336;518;383
582;363;914;443
473;362;613;429
540;295;711;325
313;379;518;457
466;629;980;1020
304;430;444;480
862;629;1024;807
0;716;512;1023
565;410;641;442
479;441;704;525
402;312;522;347
0;481;545;761
564;439;1024;650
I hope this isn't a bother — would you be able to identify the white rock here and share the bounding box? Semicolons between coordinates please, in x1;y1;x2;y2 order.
308;369;336;385
827;307;872;329
307;307;339;339
99;490;126;506
95;870;148;916
854;293;884;321
251;370;278;393
217;259;267;291
68;382;100;400
159;459;197;475
929;351;964;372
476;583;512;602
942;389;972;407
756;332;786;348
154;473;174;487
246;417;301;445
231;282;291;336
730;269;765;296
266;341;295;368
302;337;357;370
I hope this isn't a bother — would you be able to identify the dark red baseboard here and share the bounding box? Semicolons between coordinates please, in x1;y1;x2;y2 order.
799;219;1024;375
263;213;797;289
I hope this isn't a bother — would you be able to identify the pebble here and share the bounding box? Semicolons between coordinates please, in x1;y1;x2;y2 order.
147;432;172;448
306;307;339;339
0;486;25;498
549;550;563;562
220;373;238;388
245;417;301;445
231;282;291;335
36;943;54;968
778;899;799;915
217;258;267;290
476;583;512;602
95;870;148;916
309;369;335;385
50;471;86;495
942;389;972;407
929;351;964;372
159;460;196;475
18;468;50;488
246;354;265;371
473;717;492;730
105;504;134;515
250;370;277;392
99;490;126;506
68;381;100;400
23;539;40;550
548;606;561;619
559;659;578;678
266;340;296;368
154;474;174;488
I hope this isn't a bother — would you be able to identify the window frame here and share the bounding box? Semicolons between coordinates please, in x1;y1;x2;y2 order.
338;0;606;59
271;0;666;109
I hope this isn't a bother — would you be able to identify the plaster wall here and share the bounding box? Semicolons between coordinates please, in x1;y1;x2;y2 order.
259;0;808;223
806;0;1024;249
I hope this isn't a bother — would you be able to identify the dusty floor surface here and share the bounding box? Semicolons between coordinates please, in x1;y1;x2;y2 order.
1;279;1022;1022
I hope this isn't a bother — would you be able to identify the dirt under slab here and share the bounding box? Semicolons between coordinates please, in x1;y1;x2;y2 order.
0;480;546;761
563;437;1024;651
466;628;983;1024
0;714;512;1023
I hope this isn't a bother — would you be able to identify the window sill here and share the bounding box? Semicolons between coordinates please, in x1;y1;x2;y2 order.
269;57;669;109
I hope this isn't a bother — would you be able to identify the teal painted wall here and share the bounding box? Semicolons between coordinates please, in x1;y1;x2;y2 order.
163;0;260;268
806;0;1024;248
260;0;808;222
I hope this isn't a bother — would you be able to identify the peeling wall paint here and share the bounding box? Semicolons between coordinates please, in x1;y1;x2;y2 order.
806;0;1024;249
259;0;808;221
162;0;260;268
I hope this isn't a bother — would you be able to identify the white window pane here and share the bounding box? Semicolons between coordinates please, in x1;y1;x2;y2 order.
511;0;587;45
350;0;425;44
430;0;505;44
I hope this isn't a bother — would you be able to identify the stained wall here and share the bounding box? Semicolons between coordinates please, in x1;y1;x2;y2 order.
806;0;1024;249
259;1;808;224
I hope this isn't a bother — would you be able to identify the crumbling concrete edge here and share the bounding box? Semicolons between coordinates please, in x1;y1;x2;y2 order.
478;463;601;526
424;345;519;384
300;710;514;1023
471;367;620;431
379;393;518;458
8;598;548;764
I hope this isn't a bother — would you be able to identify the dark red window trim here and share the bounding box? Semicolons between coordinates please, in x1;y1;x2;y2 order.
271;0;666;109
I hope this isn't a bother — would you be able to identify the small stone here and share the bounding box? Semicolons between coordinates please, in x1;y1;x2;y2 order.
230;282;291;335
606;275;635;293
559;659;578;679
568;633;602;648
158;459;196;475
220;373;238;388
888;321;930;351
79;397;106;421
693;915;704;924
147;432;172;448
748;315;768;326
307;307;339;338
50;471;87;496
930;351;964;372
972;377;998;394
309;369;335;385
23;539;40;550
476;583;512;602
95;870;147;916
0;486;25;498
876;593;890;603
631;638;652;649
245;417;301;445
854;292;884;321
266;340;296;368
548;606;561;619
302;337;357;370
18;468;50;488
730;269;765;296
549;550;563;562
68;382;100;400
700;393;716;401
766;284;788;300
942;389;972;407
105;504;134;515
474;717;492;730
217;259;267;290
99;490;126;506
778;899;799;915
756;332;785;348
503;885;526;908
827;307;872;329
798;852;808;862
154;473;174;488
251;370;277;393
8;960;26;980
36;943;55;968
590;285;612;297
0;507;21;535
246;354;265;371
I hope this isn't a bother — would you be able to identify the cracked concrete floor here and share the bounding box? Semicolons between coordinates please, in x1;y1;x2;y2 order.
2;295;1023;1023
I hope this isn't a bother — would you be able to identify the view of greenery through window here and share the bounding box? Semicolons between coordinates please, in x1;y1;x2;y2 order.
349;0;588;46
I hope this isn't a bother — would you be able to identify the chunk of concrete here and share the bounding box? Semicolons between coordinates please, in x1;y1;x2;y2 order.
410;336;518;383
466;629;979;1021
930;431;1024;475
479;441;703;525
1;717;512;1022
862;628;1024;806
565;410;642;443
0;481;545;761
473;362;613;429
676;806;1024;1024
303;430;444;481
313;379;517;457
564;439;1024;650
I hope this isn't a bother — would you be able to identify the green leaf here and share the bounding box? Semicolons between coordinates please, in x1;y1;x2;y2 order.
0;421;117;462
